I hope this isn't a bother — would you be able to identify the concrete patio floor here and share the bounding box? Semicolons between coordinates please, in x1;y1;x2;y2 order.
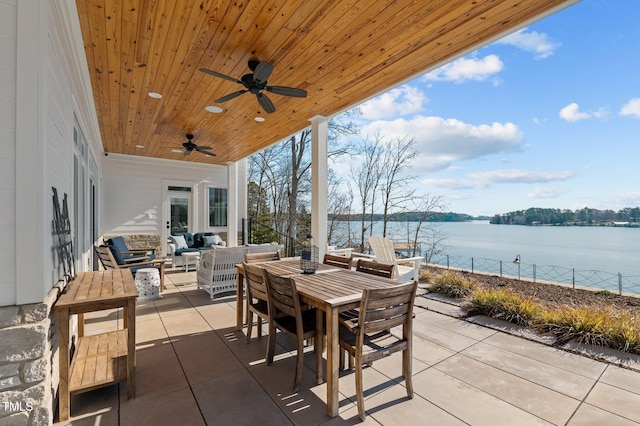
55;270;640;425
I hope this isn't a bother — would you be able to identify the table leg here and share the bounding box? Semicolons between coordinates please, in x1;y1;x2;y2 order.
77;313;84;337
315;309;324;385
58;309;70;421
236;268;244;330
326;307;339;417
126;298;136;399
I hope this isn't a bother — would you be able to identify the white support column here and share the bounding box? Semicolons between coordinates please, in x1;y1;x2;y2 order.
237;158;248;243
310;115;328;261
227;162;239;247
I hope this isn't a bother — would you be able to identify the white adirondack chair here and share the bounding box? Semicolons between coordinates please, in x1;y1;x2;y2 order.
368;236;422;282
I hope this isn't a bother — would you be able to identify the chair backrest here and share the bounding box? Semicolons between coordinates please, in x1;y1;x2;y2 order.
323;253;351;269
368;236;397;264
95;246;120;270
107;236;129;254
359;281;418;335
197;246;247;283
263;269;302;318
245;251;281;263
355;259;394;279
243;262;269;303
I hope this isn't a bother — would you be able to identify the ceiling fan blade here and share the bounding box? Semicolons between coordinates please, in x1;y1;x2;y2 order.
256;92;276;114
216;90;248;103
252;61;273;84
196;145;212;150
183;149;192;156
199;68;242;84
266;86;307;98
198;149;216;157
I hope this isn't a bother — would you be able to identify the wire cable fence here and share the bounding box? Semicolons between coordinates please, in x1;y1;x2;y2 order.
430;253;640;296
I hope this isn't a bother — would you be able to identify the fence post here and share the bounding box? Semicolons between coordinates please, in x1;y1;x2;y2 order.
500;260;502;278
533;264;536;283
619;273;622;296
572;268;575;290
446;254;449;269
471;257;474;273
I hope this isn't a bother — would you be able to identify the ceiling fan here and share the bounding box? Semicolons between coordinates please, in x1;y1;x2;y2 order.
199;59;307;114
178;134;215;157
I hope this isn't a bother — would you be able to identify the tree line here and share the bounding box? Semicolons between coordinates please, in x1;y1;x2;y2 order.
490;207;640;225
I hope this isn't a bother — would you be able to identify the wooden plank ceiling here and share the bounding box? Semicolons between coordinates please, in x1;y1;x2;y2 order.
76;0;576;165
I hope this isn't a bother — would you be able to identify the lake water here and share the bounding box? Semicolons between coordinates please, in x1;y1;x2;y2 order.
330;220;640;293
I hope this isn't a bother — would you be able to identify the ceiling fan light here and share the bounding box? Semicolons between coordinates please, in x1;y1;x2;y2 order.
148;92;162;99
205;105;223;113
255;116;265;122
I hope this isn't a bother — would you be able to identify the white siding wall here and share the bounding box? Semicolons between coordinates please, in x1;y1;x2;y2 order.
0;0;102;306
102;154;229;237
0;0;17;306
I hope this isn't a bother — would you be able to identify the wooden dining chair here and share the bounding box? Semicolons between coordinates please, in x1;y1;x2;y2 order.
323;253;352;269
244;250;281;263
263;269;323;393
338;258;396;370
339;281;418;420
355;258;395;278
242;262;271;343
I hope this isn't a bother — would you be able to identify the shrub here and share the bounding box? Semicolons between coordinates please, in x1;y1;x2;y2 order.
466;288;540;327
431;271;477;298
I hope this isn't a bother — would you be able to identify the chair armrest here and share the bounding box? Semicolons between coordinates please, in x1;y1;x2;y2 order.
120;259;164;269
122;248;156;255
398;256;423;263
123;255;150;263
351;252;375;259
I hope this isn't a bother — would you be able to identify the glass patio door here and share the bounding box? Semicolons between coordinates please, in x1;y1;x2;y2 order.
169;194;191;234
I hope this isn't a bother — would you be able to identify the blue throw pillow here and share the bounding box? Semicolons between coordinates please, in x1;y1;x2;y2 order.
170;235;188;250
202;235;221;247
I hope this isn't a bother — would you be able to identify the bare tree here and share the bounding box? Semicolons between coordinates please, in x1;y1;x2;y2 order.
378;135;418;237
406;195;448;259
350;135;384;252
248;109;359;247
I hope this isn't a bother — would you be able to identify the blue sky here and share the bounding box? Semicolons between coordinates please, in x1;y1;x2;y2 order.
333;0;640;217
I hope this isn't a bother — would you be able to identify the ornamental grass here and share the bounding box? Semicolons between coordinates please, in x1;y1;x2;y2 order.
427;274;640;354
466;288;540;327
430;271;477;298
540;306;640;353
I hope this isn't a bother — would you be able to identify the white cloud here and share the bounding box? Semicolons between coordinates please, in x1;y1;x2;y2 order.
362;116;523;172
559;103;609;122
468;169;575;184
422;178;488;190
424;55;503;83
360;86;426;120
423;169;575;192
527;186;568;199
495;28;560;59
559;103;590;122
620;98;640;118
603;192;640;206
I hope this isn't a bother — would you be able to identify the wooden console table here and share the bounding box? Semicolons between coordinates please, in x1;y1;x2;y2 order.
55;269;138;421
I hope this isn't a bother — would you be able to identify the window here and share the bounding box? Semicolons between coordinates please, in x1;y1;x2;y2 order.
208;187;228;227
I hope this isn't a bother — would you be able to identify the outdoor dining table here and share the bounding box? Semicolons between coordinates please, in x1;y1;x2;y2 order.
293;268;404;418
234;257;339;330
